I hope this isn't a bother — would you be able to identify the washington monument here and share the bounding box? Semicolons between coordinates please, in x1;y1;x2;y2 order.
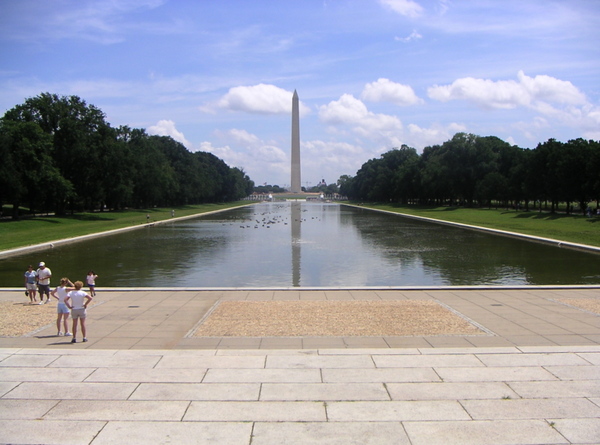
290;89;301;193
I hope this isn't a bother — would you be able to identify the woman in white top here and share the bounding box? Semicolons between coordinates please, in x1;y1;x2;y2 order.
65;281;92;343
51;278;74;336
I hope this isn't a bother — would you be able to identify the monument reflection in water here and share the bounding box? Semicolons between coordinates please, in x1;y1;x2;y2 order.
1;202;600;288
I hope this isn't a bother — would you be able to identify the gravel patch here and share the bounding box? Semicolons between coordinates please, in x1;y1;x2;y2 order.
0;301;58;337
558;298;600;315
193;300;485;337
0;299;99;337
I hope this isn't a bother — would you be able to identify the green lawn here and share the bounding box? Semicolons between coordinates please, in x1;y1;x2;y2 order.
354;203;600;248
0;202;251;251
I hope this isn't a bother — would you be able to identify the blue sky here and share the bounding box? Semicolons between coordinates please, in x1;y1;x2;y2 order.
1;0;599;188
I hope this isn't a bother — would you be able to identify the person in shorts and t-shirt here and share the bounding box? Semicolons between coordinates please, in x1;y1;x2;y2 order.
65;281;92;343
24;265;38;303
37;262;52;304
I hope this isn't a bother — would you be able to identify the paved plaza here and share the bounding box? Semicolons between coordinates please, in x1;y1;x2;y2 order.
1;288;599;444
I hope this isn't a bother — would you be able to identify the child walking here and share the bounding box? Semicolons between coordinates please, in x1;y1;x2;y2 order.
51;278;75;336
86;270;98;297
65;281;92;343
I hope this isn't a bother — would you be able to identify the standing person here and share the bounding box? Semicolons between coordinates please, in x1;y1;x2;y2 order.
51;278;74;336
36;262;52;304
24;265;38;304
65;281;92;343
86;270;98;297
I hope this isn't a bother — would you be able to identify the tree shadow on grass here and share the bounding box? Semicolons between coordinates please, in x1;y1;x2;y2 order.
510;212;599;223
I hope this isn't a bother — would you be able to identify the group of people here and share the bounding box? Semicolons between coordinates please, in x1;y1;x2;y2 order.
23;262;98;343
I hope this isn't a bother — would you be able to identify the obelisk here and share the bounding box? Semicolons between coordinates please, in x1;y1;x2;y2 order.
290;89;301;193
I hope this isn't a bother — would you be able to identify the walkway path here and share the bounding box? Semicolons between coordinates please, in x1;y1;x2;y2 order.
1;288;599;444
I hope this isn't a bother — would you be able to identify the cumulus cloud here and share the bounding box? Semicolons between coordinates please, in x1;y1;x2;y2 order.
361;78;423;106
147;119;191;147
201;129;288;185
215;84;310;115
379;0;424;18
319;94;405;149
427;70;587;110
426;71;599;140
406;122;467;148
302;140;367;185
319;94;403;131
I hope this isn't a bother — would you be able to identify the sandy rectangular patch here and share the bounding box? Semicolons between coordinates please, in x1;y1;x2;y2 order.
0;300;100;337
192;300;484;337
557;298;600;315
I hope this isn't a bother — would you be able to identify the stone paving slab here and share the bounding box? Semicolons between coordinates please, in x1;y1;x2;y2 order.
386;382;518;400
91;421;253;445
251;422;412;445
0;399;58;419
86;367;209;383
435;366;560;382
326;400;471;421
403;419;569;445
321;367;440;383
203;368;322;383
550;418;600;444
5;382;138;400
0;366;95;382
128;382;260;401
0;419;106;445
259;382;390;401
183;401;327;422
44;400;189;421
462;398;600;420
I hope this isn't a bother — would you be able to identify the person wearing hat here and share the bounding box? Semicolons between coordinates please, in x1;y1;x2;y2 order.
37;262;52;304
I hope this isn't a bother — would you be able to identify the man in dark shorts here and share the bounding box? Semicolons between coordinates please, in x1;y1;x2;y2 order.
37;262;52;304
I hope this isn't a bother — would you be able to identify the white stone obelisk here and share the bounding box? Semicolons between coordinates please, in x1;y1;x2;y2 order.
290;89;301;193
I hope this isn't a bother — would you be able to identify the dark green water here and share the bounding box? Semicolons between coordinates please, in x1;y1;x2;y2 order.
1;202;599;287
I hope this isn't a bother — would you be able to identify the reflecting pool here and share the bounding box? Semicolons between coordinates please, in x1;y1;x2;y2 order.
1;202;599;287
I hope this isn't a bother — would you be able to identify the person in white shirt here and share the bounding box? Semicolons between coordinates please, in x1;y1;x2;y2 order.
51;277;74;336
36;262;52;304
65;281;92;343
86;270;98;297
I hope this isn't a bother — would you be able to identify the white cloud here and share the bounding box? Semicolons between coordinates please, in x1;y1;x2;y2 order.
405;122;467;148
395;30;422;42
361;78;423;106
379;0;424;18
427;70;587;110
427;71;598;140
516;71;587;106
319;94;403;142
202;130;289;185
147;119;191;147
302;140;367;186
215;84;310;115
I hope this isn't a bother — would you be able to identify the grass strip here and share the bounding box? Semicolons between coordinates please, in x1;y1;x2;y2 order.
0;202;250;251
355;203;600;248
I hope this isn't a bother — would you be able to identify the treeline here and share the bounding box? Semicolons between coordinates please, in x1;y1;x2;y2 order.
0;93;254;218
339;133;600;214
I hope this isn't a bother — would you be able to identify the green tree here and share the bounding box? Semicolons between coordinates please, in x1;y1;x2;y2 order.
0;119;72;218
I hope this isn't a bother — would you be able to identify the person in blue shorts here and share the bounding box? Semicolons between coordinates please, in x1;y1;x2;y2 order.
51;278;74;336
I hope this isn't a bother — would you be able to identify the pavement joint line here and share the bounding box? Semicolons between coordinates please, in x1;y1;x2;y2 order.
22;298;109;338
184;301;222;338
434;299;498;337
547;297;600;317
